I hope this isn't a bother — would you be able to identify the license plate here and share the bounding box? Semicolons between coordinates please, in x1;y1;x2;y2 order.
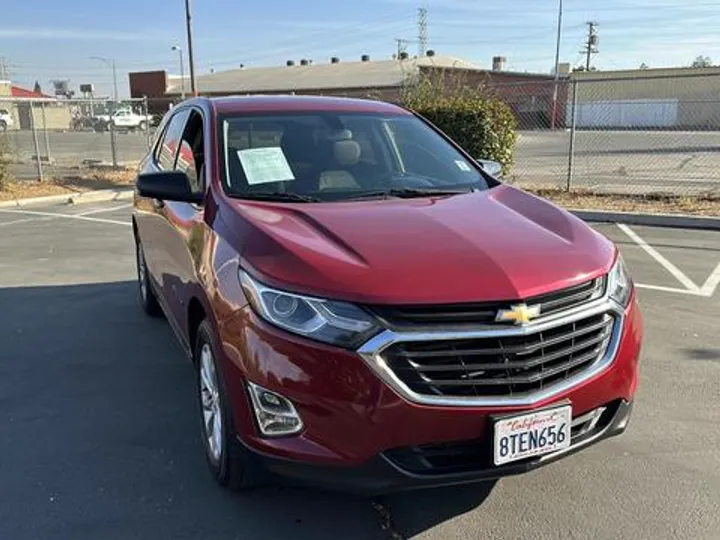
493;405;572;466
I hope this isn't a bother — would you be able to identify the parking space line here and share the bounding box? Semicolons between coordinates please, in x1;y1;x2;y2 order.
0;209;131;227
0;216;55;228
617;223;700;293
76;203;133;217
635;283;706;296
699;263;720;297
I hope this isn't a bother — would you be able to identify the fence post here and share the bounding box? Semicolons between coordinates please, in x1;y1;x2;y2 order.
29;101;44;182
109;100;118;169
41;101;52;163
566;79;578;192
143;97;151;149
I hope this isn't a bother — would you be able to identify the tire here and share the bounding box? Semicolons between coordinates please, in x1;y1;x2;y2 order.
138;121;147;131
135;237;162;317
195;320;255;491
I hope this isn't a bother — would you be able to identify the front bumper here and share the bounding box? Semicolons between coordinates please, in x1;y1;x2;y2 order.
217;293;642;490
241;400;633;495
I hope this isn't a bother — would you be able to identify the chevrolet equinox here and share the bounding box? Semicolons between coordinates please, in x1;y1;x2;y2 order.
132;96;643;494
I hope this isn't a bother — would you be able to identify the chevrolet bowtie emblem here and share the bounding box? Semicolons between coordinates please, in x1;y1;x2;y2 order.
496;303;542;325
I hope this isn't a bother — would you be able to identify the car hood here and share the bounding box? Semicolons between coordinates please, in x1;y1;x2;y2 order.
223;185;615;305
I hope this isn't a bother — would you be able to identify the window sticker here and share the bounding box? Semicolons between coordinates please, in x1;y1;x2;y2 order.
237;147;295;185
455;160;472;172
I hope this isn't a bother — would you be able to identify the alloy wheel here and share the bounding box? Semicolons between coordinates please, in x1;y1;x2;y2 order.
200;344;223;463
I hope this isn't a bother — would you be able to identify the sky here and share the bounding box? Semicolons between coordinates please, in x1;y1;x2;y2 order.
2;0;720;98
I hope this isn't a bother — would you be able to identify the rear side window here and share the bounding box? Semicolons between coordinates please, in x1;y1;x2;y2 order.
156;109;190;170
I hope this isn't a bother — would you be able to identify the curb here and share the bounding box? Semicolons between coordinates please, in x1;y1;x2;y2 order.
571;209;720;231
0;189;133;209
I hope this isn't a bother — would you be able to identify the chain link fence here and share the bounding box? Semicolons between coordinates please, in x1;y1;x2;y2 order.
493;72;720;197
2;74;720;198
0;97;154;181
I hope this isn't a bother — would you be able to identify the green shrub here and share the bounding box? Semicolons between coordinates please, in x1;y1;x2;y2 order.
401;70;518;173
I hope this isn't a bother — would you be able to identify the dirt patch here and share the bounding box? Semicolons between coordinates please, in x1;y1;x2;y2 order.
526;188;720;217
0;171;134;202
2;172;719;217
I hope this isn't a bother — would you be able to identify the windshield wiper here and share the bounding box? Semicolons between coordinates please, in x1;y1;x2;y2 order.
233;192;321;203
348;187;474;200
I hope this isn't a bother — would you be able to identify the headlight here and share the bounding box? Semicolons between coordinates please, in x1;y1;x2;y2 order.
608;255;633;307
240;270;381;348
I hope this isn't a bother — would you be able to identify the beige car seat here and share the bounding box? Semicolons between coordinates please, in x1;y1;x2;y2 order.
318;137;362;190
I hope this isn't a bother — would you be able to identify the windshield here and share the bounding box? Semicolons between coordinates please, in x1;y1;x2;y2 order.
220;112;491;201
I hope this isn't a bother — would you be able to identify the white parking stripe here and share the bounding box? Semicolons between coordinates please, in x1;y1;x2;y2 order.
635;283;707;296
0;209;131;227
76;203;133;217
0;216;55;228
699;263;720;297
617;223;700;293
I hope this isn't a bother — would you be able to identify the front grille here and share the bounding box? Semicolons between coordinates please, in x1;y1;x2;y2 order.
380;313;614;398
366;277;605;328
384;402;620;475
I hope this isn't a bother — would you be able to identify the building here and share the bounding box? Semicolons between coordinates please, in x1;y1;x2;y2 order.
0;82;73;130
129;54;564;128
569;66;720;129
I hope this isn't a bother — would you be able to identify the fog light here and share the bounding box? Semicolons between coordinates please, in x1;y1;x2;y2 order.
247;382;303;437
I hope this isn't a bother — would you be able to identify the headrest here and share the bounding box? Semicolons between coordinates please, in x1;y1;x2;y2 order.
333;139;361;167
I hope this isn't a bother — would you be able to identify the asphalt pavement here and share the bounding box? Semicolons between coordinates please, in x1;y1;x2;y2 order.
0;201;718;540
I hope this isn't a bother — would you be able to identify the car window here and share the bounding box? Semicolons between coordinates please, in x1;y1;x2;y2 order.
384;117;478;183
175;110;205;193
220;112;488;200
156;109;190;171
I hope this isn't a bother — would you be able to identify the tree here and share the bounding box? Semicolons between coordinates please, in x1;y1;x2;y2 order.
639;63;650;70
33;80;42;94
691;55;713;68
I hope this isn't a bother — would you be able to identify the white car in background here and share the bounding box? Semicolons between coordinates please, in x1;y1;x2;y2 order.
94;108;148;132
0;109;15;131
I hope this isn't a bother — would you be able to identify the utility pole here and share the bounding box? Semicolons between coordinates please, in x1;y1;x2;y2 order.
418;6;428;57
583;21;599;71
0;58;9;80
551;0;563;129
395;38;409;58
185;0;198;96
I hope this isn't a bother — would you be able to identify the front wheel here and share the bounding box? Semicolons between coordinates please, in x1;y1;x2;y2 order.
195;320;256;491
138;121;147;131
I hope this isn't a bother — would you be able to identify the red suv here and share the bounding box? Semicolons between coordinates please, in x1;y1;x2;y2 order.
133;96;642;494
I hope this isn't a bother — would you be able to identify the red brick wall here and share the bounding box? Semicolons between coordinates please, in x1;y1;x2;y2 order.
129;71;173;113
420;67;568;128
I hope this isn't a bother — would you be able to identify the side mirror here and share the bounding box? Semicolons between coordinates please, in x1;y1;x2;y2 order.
136;171;203;204
476;159;503;178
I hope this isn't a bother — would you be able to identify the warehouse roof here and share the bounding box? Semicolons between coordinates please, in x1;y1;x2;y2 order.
166;55;481;95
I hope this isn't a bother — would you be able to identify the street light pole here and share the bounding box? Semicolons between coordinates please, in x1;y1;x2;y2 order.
171;46;186;99
551;0;563;129
185;0;198;96
90;56;119;168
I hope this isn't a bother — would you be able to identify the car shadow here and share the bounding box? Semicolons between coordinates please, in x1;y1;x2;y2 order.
375;481;496;538
0;281;495;540
684;348;720;362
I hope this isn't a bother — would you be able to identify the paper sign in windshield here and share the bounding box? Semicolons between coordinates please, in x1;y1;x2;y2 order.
237;147;295;185
455;160;472;172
